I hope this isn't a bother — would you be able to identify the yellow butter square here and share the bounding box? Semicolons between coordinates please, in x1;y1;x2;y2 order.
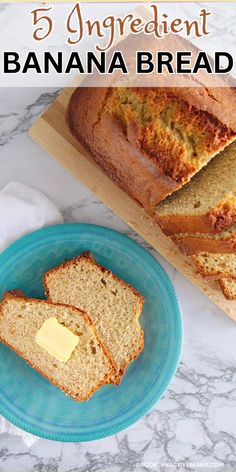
35;317;79;362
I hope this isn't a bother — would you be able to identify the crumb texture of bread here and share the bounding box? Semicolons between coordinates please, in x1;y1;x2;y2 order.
219;279;236;300
44;252;144;382
192;253;236;281
67;87;236;210
0;293;112;401
173;224;236;255
155;142;236;234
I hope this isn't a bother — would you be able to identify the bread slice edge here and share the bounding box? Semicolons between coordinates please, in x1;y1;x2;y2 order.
44;251;145;384
0;292;115;401
219;279;236;300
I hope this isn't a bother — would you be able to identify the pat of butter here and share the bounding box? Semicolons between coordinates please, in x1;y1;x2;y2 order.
35;317;79;362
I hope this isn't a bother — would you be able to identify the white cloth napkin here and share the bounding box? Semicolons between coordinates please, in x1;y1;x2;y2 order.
0;181;63;252
0;417;39;448
0;181;63;446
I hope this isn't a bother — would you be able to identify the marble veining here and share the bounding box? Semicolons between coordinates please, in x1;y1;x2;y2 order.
0;89;61;147
0;93;236;471
0;3;236;470
0;339;235;471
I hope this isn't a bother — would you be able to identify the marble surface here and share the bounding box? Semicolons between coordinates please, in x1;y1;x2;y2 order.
0;3;236;471
1;86;236;472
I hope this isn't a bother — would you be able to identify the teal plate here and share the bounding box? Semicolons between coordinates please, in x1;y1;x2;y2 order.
0;224;182;442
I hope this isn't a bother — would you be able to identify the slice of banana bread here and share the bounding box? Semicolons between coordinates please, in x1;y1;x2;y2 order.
67;86;236;211
0;292;114;401
173;224;236;256
155;141;236;235
192;253;236;280
44;252;145;384
219;279;236;300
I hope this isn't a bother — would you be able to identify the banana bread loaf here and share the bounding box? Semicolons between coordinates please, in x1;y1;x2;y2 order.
67;87;236;211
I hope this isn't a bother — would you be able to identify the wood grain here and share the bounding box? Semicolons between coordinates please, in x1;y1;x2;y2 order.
29;87;236;322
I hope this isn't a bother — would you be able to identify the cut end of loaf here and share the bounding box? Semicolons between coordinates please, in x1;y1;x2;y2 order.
155;141;236;234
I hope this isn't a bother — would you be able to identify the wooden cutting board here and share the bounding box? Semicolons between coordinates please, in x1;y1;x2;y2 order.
29;87;236;322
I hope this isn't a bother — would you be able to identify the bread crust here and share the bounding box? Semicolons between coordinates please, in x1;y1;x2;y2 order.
66;88;178;210
155;201;236;236
44;251;144;307
44;252;145;384
67;86;236;211
171;87;236;132
0;292;115;401
173;234;236;256
219;279;236;300
111;330;144;385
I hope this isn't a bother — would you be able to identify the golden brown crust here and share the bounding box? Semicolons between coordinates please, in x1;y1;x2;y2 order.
155;214;218;235
78;32;236;130
208;203;236;233
44;252;145;384
118;33;236;132
172;87;236;132
155;202;236;236
108;88;235;184
66;88;109;151
0;336;111;402
219;279;236;300
173;234;236;256
110;330;144;385
67;86;236;210
0;292;115;401
67;89;178;210
44;251;145;306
